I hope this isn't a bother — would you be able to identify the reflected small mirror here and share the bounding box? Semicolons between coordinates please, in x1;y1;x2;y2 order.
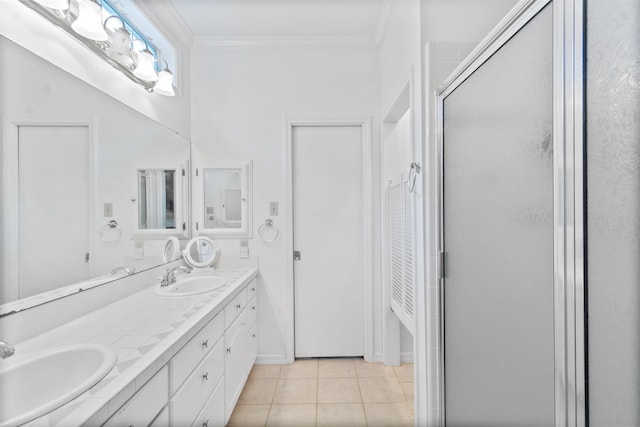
162;236;181;263
133;165;187;238
184;236;220;269
195;161;252;238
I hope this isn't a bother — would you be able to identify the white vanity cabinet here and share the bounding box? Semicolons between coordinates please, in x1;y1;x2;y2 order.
98;275;259;427
103;366;169;427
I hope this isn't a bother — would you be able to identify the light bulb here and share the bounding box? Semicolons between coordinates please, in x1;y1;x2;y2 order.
133;49;158;82
153;69;175;96
71;0;108;41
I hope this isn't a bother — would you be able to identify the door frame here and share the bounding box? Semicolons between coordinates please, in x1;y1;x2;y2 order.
284;117;373;363
435;0;585;426
2;119;97;303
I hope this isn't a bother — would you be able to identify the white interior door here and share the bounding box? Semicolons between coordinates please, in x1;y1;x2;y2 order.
18;125;90;298
293;125;364;358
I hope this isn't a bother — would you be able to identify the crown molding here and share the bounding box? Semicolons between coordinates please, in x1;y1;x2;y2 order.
193;35;378;51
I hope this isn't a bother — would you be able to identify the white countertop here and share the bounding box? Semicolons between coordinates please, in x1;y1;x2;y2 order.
13;268;258;427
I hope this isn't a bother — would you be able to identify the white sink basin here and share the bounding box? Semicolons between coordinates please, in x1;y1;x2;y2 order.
154;275;228;297
0;344;117;427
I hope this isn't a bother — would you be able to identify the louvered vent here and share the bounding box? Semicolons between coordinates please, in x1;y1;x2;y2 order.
388;174;416;335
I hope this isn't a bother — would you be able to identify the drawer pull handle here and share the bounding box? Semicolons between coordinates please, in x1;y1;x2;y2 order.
252;333;256;338
252;306;256;310
227;346;232;353
203;372;209;381
202;340;209;348
251;287;256;291
203;420;209;427
236;303;242;310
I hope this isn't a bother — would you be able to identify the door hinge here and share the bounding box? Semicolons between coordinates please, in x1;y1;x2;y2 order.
196;222;199;231
293;251;301;261
182;168;185;177
196;168;199;177
85;252;90;263
182;222;186;231
440;251;447;280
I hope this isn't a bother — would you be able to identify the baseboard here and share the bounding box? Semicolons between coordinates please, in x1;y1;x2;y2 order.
373;352;384;363
255;354;290;365
401;352;414;364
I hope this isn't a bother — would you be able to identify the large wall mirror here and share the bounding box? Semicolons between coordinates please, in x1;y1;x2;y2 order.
194;161;253;238
0;36;190;312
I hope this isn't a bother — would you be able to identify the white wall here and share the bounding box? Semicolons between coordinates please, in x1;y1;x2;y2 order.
421;0;519;44
0;1;191;138
191;45;380;362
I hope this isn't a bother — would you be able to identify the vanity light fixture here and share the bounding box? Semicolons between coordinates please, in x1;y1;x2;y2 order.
33;0;69;10
20;0;176;96
104;16;135;68
132;41;158;82
71;0;108;41
153;60;175;96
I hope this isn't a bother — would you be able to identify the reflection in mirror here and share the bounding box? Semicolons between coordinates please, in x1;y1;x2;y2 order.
162;237;181;263
196;161;252;238
138;169;176;230
0;36;190;312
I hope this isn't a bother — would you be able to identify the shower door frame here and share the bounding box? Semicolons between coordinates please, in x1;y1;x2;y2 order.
435;0;586;426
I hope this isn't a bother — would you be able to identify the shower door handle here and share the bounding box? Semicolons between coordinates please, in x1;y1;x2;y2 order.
293;251;301;261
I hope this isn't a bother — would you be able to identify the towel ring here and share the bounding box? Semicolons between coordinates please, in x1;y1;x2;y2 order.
100;219;122;243
258;219;280;243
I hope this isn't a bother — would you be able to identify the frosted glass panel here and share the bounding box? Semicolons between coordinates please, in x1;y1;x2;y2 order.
442;5;554;425
586;0;640;425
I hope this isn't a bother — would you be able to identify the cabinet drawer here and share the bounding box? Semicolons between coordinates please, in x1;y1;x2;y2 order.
103;366;168;427
192;376;224;427
247;278;257;299
247;295;257;327
150;405;168;426
224;287;248;329
172;338;225;426
172;312;224;394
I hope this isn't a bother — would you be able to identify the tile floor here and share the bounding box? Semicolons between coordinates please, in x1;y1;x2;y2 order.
229;359;414;427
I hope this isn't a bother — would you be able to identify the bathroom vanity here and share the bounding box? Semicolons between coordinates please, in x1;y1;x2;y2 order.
5;267;258;427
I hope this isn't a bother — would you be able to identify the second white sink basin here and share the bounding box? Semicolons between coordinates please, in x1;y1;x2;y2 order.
154;275;228;297
0;344;117;427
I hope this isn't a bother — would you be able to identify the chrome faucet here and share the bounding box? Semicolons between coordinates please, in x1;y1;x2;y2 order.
111;266;134;275
160;266;191;287
0;341;15;359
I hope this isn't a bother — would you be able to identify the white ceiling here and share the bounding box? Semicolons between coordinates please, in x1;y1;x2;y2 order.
165;0;387;40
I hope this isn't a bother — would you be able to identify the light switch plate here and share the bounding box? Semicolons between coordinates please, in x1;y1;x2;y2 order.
104;202;113;217
269;201;279;216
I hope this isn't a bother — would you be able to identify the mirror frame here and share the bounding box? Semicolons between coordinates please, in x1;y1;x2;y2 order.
195;160;253;238
132;163;189;239
183;236;220;268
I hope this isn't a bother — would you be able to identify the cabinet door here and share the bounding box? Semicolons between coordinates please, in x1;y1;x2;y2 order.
224;310;247;422
247;321;258;372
